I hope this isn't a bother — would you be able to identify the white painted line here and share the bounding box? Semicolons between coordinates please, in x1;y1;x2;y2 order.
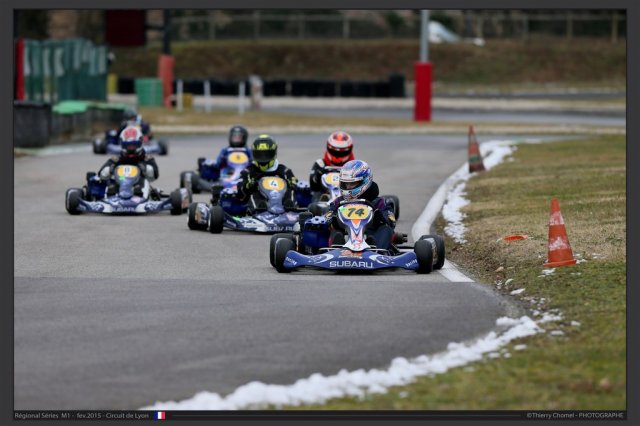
438;260;474;282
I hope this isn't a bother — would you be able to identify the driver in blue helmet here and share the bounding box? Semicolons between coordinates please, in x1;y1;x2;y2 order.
98;125;159;196
323;159;396;250
237;134;298;213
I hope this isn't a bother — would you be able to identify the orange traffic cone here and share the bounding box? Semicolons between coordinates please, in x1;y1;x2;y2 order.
544;198;577;267
468;125;485;173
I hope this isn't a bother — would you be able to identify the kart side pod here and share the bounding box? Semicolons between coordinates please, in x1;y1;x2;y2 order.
302;215;330;248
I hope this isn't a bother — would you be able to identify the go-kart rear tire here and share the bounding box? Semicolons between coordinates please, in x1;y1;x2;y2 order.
158;140;169;156
187;202;207;231
170;189;183;215
420;234;446;270
208;205;224;233
414;239;434;274
270;233;296;267
384;195;400;220
274;238;295;273
65;188;83;215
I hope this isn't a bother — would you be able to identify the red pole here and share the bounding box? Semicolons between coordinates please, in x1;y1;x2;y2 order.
15;38;25;100
157;54;174;108
413;61;432;121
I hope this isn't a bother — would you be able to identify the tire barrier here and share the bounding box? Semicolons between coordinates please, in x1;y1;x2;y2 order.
14;100;127;148
117;74;405;98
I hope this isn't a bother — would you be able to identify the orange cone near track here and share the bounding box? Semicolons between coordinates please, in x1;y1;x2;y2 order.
468;125;486;173
544;198;577;267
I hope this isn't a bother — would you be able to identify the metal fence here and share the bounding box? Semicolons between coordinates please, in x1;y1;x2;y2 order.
21;38;108;103
168;11;626;42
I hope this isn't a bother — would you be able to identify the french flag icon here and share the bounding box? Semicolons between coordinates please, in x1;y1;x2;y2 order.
156;411;166;420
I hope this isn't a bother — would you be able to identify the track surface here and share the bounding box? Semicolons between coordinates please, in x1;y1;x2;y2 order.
15;134;517;410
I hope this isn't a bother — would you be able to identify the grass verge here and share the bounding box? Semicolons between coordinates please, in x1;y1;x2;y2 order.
139;107;624;136
288;134;626;410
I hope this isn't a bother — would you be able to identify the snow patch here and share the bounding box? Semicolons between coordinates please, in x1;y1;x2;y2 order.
140;316;542;410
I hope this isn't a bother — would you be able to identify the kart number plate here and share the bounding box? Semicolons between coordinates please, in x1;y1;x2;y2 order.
338;204;371;220
261;176;286;191
229;152;249;165
323;172;340;186
115;165;139;179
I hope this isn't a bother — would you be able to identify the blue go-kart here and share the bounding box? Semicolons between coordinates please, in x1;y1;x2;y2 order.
92;130;169;156
270;199;444;274
65;164;190;215
179;149;250;194
187;176;309;233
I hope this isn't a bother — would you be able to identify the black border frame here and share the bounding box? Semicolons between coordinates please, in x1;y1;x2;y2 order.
4;0;637;425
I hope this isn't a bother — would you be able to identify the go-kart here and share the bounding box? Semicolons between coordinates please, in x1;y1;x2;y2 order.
187;176;306;233
92;130;168;156
305;166;400;220
65;164;190;215
270;199;444;273
179;149;250;194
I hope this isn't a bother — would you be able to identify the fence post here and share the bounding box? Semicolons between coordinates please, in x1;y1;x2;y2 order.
177;79;183;112
342;15;350;39
566;11;573;40
611;12;618;43
204;80;211;112
238;81;245;115
209;12;216;40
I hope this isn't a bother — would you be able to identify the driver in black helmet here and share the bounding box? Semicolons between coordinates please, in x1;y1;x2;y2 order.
213;125;252;170
237;134;298;213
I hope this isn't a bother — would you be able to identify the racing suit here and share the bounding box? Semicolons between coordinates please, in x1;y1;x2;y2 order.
236;161;298;213
308;152;355;194
324;181;396;250
98;154;159;196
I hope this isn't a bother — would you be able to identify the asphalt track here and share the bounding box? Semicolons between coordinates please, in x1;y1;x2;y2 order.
15;133;523;410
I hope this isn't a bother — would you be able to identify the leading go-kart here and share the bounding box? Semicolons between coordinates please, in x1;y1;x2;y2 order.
65;164;190;215
179;149;250;194
270;199;444;273
93;130;169;156
305;166;400;220
187;176;307;233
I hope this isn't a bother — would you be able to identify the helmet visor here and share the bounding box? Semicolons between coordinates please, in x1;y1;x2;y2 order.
340;180;361;190
253;148;276;164
328;146;352;158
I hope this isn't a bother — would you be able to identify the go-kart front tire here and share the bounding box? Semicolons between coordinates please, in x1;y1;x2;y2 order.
414;239;434;274
92;139;107;154
274;238;295;273
170;190;183;215
270;233;296;267
420;234;446;270
208;205;224;233
187;202;207;230
65;188;83;215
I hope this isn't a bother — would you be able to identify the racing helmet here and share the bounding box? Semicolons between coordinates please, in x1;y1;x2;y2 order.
229;125;249;148
119;125;144;159
325;131;354;166
339;159;372;201
251;134;278;171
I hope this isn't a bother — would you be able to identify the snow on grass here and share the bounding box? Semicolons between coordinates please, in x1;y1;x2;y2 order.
441;140;519;243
